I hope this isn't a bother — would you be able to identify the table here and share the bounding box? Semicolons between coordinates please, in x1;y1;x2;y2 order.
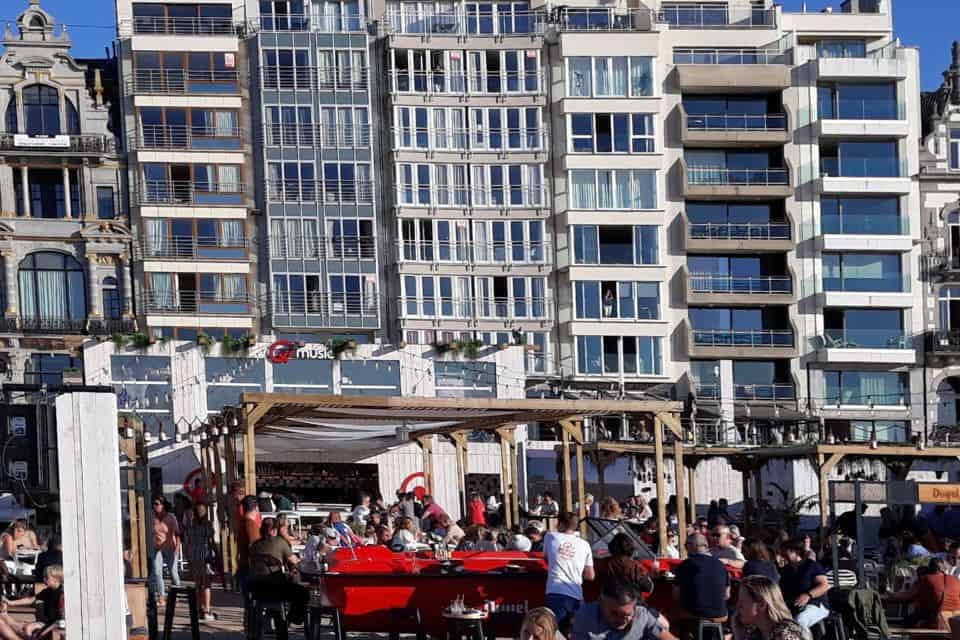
442;610;489;640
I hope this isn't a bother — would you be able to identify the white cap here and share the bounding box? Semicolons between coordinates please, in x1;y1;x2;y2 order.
324;528;338;539
509;535;532;552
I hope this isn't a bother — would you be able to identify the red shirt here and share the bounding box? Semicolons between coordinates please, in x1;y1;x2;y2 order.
470;500;486;526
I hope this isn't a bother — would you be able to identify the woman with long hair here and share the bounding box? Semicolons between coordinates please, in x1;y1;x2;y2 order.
733;575;805;640
742;540;780;583
185;502;216;622
599;532;653;594
519;607;563;640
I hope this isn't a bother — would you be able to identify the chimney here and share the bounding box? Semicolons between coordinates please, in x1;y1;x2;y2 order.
952;41;960;105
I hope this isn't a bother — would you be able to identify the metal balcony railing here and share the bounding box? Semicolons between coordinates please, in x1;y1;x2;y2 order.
398;297;551;320
735;383;796;401
265;180;374;204
20;317;86;334
928;330;960;353
661;4;776;28
692;328;794;348
685;113;787;131
382;9;545;35
555;8;660;31
271;236;377;260
691;421;821;447
673;47;790;65
143;291;254;315
689;273;792;295
389;70;543;95
255;14;365;32
0;133;116;154
130;69;240;95
270;292;379;316
822;328;911;349
392;126;548;152
141;236;250;260
689;221;791;241
395;184;547;209
687;167;789;186
138;125;244;151
397;240;551;265
121;16;238;36
262;66;369;91
264;124;371;148
88;318;137;336
824;391;908;407
138;181;247;206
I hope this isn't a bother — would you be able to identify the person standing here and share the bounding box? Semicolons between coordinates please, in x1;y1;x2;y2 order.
544;511;595;630
185;502;216;622
151;496;181;606
469;493;487;526
420;495;447;533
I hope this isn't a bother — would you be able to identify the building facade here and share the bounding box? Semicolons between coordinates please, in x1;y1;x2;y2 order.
0;0;130;384
115;0;259;341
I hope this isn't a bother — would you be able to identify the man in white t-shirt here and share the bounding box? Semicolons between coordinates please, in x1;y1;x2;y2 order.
544;511;595;629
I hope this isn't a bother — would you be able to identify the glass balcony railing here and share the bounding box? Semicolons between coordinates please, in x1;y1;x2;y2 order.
821;100;904;121
661;4;775;28
825;390;907;407
822;328;911;349
383;10;545;35
735;383;796;401
687;167;789;186
823;274;906;293
556;9;658;32
820;157;903;178
822;214;907;235
686;113;787;131
690;274;792;295
673;48;790;65
689;221;790;241
692;329;794;348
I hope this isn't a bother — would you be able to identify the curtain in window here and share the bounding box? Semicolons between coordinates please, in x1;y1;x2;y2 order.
270;219;284;257
221;220;243;246
338;108;352;146
570;170;594;208
149;273;173;310
597;170;614;209
632;170;656;209
217;165;240;191
595;59;610;96
630;57;652;96
215;111;236;136
37;271;68;319
303;219;319;258
146;218;168;256
568;57;591;97
612;57;628;96
222;274;246;301
18;271;35;319
686;150;726;183
615;171;631;209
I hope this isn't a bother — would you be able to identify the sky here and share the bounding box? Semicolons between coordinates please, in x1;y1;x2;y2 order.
3;0;960;91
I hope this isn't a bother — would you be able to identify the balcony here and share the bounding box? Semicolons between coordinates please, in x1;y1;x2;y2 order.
265;124;371;149
661;4;776;29
88;318;138;336
818;157;910;194
680;108;790;147
681;160;792;200
389;70;543;97
555;8;659;32
821;271;912;308
138;125;244;152
927;330;960;362
138;181;247;207
397;297;552;322
20;317;86;334
690;421;821;448
674;48;791;92
695;382;796;402
263;66;369;92
925;252;960;281
396;240;550;267
391;126;548;156
393;184;547;211
130;69;240;96
687;323;797;359
271;236;377;261
120;16;238;36
144;291;254;316
818;328;914;364
255;13;365;32
684;266;794;305
816;111;908;139
0;133;116;156
381;9;545;37
682;212;792;253
815;44;908;81
265;180;375;205
269;291;380;327
141;236;250;261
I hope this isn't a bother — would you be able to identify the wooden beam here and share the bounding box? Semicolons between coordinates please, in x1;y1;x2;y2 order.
450;431;470;519
653;416;668;555
510;441;521;526
575;438;586;537
688;464;697;525
562;427;573;513
558;419;584;445
657;412;683;439
496;426;519;527
818;452;845;530
674;437;687;559
499;435;513;529
244;400;276;432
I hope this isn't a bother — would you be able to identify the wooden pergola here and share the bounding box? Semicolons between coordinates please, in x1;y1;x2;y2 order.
200;393;684;579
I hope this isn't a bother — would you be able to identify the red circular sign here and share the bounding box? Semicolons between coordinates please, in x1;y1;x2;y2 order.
267;340;297;364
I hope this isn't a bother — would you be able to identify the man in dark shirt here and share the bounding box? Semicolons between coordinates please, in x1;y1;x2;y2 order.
779;539;830;629
0;563;63;638
34;535;62;582
672;533;730;640
249;518;309;625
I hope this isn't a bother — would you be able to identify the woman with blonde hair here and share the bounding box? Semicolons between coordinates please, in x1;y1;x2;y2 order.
733;575;805;640
520;607;564;640
599;497;622;520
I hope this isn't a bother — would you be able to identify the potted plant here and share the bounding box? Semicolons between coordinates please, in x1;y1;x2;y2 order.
129;332;153;350
327;337;358;359
197;332;213;350
112;333;126;348
220;334;244;354
455;338;483;359
432;341;453;357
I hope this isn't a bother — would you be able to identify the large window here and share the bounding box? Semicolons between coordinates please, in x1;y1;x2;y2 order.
23;86;62;136
567;56;653;98
14;168;82;219
569;169;656;209
263;49;312;89
823;253;903;292
573;225;658;265
576;336;662;376
25;354;82;386
820;140;900;178
396;163;542;208
821;196;902;235
818;82;898;120
311;0;363;32
390;49;539;95
951;130;960;171
18;252;87;325
824;371;908;406
569;113;654;153
575;281;659;320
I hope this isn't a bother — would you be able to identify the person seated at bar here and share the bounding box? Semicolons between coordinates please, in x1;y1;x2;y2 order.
571;579;676;640
710;525;745;568
527;523;545;552
672;533;730;640
599;533;653;595
329;511;361;548
521;606;563;640
33;536;62;583
441;516;465;547
391;517;418;551
778;539;830;629
0;564;63;639
888;557;960;628
478;529;500;551
377;525;393;547
248;518;308;626
732;575;806;640
743;540;780;583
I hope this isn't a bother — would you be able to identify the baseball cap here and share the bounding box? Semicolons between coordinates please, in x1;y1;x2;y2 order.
509;535;532;552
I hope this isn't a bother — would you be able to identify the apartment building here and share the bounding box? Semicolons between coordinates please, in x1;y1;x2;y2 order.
921;42;960;441
0;1;130;384
252;0;382;341
115;0;258;341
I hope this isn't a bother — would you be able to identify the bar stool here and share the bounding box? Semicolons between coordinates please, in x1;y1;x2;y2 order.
486;611;524;640
308;605;345;640
813;613;847;640
390;607;425;640
446;617;486;640
696;620;725;640
248;596;290;640
162;585;199;640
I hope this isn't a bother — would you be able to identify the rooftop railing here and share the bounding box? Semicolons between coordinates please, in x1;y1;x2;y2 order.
555;8;660;32
661;4;776;28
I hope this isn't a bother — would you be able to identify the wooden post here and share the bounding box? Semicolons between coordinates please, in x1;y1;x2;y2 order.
510;440;521;526
674;437;687;558
451;431;469;519
575;440;586;536
561;427;573;513
687;464;697;523
818;452;845;530
499;434;513;529
242;410;256;496
416;435;435;495
653;416;668;555
742;471;752;525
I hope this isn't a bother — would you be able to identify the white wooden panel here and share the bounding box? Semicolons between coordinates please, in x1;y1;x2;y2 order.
56;393;126;640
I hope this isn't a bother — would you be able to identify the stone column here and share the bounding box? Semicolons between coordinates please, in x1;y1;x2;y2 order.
19;167;29;218
63;167;72;219
86;253;101;318
120;254;133;318
2;251;17;322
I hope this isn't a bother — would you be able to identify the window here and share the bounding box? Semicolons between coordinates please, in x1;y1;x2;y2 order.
322;163;371;203
821;197;902;235
25;354;82;386
816;40;867;58
267;162;315;201
329;219;374;259
310;0;363;32
14;168;82;218
823;253;903;292
574;281;659;320
569;169;657;209
820;140;900;178
22;85;61;136
568;113;654;153
96;187;116;220
566;56;653;98
824;371;908;406
263;49;312;89
142;163;243;205
818;83;898;120
391;49;538;95
951;130;960;171
18;252;87;325
733;361;793;399
132;2;234;34
576;336;662;376
102;276;121;319
573;225;658;265
319;107;369;148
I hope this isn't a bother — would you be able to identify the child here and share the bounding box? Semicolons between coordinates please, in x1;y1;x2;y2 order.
0;564;64;639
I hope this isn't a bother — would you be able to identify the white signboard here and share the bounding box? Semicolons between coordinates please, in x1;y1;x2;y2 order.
14;134;70;148
9;417;25;437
